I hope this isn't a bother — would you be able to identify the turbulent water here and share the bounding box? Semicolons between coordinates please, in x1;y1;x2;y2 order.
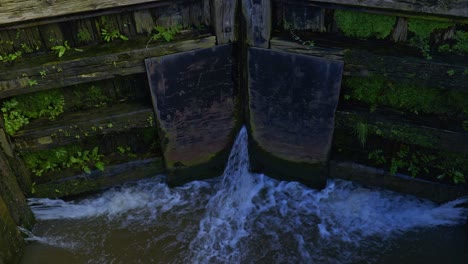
23;127;468;264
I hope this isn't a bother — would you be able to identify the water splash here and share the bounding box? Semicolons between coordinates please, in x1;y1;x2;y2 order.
25;126;468;264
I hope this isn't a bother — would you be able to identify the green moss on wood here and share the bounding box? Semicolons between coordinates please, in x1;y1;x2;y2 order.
344;75;468;116
1;89;64;135
407;18;454;59
23;145;105;179
334;10;396;39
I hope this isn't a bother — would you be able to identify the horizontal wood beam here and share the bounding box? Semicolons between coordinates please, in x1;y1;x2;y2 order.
335;109;468;155
330;161;468;203
31;158;164;198
270;37;468;91
0;34;216;99
283;0;468;19
0;0;196;27
13;104;155;152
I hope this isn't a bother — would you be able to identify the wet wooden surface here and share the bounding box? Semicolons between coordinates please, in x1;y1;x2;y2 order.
248;47;343;163
32;158;164;198
270;37;468;91
330;161;468;203
146;44;237;170
211;0;237;44
281;0;468;18
0;35;216;99
242;0;272;48
13;104;155;152
0;0;176;26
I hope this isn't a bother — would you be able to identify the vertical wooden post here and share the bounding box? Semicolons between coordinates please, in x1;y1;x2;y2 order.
0;195;25;264
211;0;238;44
0;148;34;228
242;0;272;48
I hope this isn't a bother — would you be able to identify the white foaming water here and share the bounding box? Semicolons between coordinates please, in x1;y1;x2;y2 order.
25;126;468;264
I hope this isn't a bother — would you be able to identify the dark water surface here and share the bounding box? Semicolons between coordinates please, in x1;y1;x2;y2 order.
21;127;468;264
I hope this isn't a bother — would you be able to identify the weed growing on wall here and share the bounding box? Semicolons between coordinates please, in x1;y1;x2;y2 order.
23;145;105;177
146;25;182;48
334;10;396;39
0;51;22;63
101;29;128;42
439;30;468;54
1;90;65;135
99;16;128;43
367;145;466;184
77;29;92;42
407;18;454;59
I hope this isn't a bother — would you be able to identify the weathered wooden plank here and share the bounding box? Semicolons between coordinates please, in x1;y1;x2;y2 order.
335;109;468;154
344;49;468;91
0;0;180;26
270;37;468;91
270;38;344;60
330;161;468;203
134;10;156;34
282;0;468;19
13;104;155;152
0;195;24;264
211;0;237;44
242;0;272;48
248;47;343;189
146;44;238;185
32;158;164;198
0;34;216;99
283;5;326;31
0;147;34;227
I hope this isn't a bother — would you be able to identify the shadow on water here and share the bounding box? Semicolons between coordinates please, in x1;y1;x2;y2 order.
21;127;468;264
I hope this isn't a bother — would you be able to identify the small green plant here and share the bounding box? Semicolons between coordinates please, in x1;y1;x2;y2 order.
463;120;468;131
446;69;455;76
407;18;454;59
452;30;468;53
344;75;468;115
147;25;181;47
1;90;65;135
39;70;47;78
23;146;105;176
20;43;33;53
334;10;396;39
0;51;22;63
368;149;386;165
51;41;71;57
101;29;128;42
353;122;368;147
28;79;38;87
77;29;92;42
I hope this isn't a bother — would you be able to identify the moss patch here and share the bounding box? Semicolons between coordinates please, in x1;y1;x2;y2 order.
334;10;396;39
1;89;64;135
344;75;468;116
407;18;454;59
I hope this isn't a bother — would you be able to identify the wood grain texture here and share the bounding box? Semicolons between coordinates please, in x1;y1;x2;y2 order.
248;47;343;163
0;35;216;99
330;161;468;203
32;158;164;198
242;0;272;48
0;195;24;264
146;44;237;170
283;0;468;18
12;104;155;152
270;37;468;91
211;0;237;44
0;149;34;228
335;109;468;155
0;0;171;25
